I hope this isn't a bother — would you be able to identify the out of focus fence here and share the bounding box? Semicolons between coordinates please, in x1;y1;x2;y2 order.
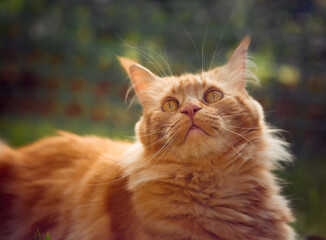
1;0;325;157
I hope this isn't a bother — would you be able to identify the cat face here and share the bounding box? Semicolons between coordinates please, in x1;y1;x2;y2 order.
120;36;264;161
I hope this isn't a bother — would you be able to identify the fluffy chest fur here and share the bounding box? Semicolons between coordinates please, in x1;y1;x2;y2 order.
123;155;294;240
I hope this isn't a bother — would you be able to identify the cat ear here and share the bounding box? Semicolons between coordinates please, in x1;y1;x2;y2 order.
224;35;250;90
118;57;158;106
208;36;250;91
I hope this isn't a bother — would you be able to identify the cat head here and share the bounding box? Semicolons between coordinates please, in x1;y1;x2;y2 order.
119;36;266;162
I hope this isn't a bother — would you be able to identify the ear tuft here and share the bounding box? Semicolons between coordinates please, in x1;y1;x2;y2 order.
239;35;251;49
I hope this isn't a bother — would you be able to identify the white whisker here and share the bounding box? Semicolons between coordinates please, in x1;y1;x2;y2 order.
116;34;168;77
208;8;236;71
177;20;201;69
147;135;176;164
222;126;259;151
152;135;177;165
213;128;242;158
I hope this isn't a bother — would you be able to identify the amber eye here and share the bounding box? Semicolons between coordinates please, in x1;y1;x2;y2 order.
162;99;179;112
204;89;223;103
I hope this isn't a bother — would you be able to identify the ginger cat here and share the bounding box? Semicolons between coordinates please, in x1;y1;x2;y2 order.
0;36;296;240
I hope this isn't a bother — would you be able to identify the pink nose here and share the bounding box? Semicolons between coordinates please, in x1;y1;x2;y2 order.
181;105;201;120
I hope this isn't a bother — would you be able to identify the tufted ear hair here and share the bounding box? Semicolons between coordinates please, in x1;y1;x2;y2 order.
208;35;251;91
118;57;159;107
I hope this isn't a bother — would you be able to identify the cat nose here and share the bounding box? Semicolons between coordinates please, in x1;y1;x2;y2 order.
181;105;201;120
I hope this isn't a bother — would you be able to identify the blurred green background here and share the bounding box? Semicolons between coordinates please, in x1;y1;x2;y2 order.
0;0;325;238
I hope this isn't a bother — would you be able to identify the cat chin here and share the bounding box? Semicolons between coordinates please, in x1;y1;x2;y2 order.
176;136;225;160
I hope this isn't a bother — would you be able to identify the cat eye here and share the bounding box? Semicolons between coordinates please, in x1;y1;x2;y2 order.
162;99;179;112
204;89;223;103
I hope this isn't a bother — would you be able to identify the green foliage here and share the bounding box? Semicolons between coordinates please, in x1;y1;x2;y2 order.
34;229;51;240
45;233;51;240
280;159;326;237
0;116;134;147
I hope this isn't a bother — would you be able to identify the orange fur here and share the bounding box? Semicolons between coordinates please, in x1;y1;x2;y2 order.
0;37;295;239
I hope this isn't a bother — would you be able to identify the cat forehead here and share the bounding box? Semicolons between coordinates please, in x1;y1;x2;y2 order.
163;73;213;94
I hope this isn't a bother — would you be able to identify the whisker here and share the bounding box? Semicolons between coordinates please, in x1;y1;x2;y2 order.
130;41;175;77
158;32;173;76
64;175;128;186
116;34;168;77
208;7;236;71
222;126;259;150
147;135;176;164
219;113;250;117
204;111;251;121
213;128;241;158
136;130;166;137
177;20;201;69
223;125;260;130
136;47;169;77
152;135;177;165
140;135;167;148
201;15;209;73
200;3;221;73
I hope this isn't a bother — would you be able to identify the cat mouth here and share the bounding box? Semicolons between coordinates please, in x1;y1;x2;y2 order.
186;124;208;137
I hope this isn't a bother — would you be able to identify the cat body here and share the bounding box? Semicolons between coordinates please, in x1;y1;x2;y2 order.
0;37;296;239
0;133;132;239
